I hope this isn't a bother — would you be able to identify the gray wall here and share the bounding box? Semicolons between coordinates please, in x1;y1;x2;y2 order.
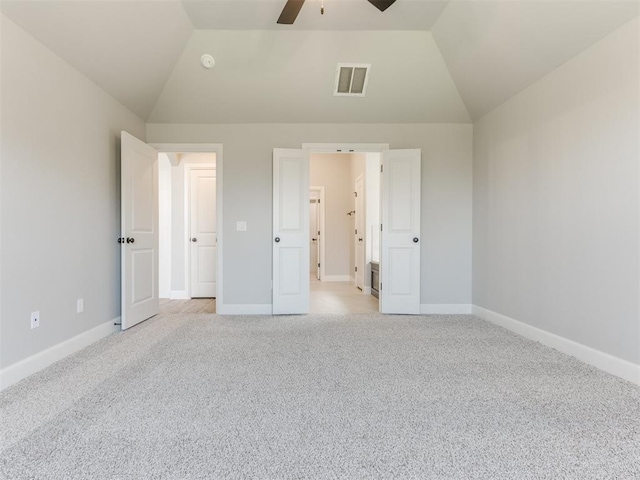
147;123;473;307
1;16;146;368
473;18;639;364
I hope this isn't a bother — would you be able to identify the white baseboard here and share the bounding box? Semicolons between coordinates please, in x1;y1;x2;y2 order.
170;290;189;300
217;304;272;315
0;318;119;392
322;275;352;282
362;287;372;295
421;304;472;314
472;305;640;386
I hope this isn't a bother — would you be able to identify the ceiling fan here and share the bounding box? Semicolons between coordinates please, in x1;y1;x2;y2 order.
277;0;397;25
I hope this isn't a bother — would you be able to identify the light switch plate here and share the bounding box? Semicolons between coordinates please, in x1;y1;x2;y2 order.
237;221;247;232
31;311;40;329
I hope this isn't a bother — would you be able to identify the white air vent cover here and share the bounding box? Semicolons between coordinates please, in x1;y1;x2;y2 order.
334;63;371;97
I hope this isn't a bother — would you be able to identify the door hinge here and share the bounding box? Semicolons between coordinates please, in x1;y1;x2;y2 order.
354;192;357;197
318;263;320;268
380;224;383;231
355;229;357;235
380;282;382;291
355;266;358;272
318;230;320;235
380;165;383;173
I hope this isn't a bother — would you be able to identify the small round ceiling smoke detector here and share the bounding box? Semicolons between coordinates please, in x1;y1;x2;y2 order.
200;54;215;69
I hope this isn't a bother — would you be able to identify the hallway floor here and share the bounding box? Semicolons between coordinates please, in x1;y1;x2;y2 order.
310;275;378;314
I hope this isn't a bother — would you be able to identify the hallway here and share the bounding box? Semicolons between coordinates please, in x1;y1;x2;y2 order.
310;275;378;314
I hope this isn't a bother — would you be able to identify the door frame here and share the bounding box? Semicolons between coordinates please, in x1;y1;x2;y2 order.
303;143;389;310
151;143;225;312
310;186;325;281
354;173;365;290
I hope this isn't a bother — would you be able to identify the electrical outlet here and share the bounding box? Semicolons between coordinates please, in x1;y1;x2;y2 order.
77;298;84;313
31;311;40;329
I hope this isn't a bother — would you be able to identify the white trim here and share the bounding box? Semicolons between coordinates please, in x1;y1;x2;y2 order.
472;305;640;386
303;143;389;153
151;143;223;310
323;275;352;282
0;318;119;391
217;304;272;315
421;304;472;314
170;290;189;300
363;287;372;295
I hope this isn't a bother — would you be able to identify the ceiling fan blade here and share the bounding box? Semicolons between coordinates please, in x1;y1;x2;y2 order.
277;0;305;24
367;0;397;12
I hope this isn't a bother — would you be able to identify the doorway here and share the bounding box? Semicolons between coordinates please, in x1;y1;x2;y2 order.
272;144;421;315
154;145;223;313
306;151;380;314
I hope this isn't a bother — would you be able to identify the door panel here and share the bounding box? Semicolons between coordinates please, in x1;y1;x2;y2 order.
380;149;421;314
190;169;217;298
121;131;159;329
273;148;309;314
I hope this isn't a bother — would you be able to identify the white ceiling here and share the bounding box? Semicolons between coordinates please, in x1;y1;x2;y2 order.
181;0;449;30
432;0;640;120
148;29;470;123
1;0;193;119
1;0;638;123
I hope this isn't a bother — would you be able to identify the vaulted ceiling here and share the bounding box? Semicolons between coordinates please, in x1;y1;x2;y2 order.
1;0;638;123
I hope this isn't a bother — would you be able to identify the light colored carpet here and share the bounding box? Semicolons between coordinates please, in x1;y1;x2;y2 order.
1;313;639;479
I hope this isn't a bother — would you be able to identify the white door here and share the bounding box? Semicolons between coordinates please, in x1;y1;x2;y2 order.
310;196;318;274
355;174;365;290
120;131;159;329
380;149;421;314
190;169;217;298
273;148;309;314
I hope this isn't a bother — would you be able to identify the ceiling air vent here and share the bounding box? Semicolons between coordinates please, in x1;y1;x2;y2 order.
334;63;371;97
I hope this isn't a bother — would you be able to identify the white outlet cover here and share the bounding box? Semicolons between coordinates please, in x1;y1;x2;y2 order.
237;221;247;232
77;298;84;313
31;311;40;329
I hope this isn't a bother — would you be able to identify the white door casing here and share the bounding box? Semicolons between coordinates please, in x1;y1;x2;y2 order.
310;186;324;281
190;169;217;298
355;174;365;290
121;131;159;329
380;149;421;314
273;148;310;314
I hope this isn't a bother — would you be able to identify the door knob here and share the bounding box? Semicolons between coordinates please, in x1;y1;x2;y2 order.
191;238;198;242
413;237;419;243
117;237;125;244
126;237;135;244
312;238;317;241
275;237;281;243
358;238;363;242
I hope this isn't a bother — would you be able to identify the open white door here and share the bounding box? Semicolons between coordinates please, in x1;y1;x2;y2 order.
273;148;309;314
121;132;159;329
380;149;421;314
